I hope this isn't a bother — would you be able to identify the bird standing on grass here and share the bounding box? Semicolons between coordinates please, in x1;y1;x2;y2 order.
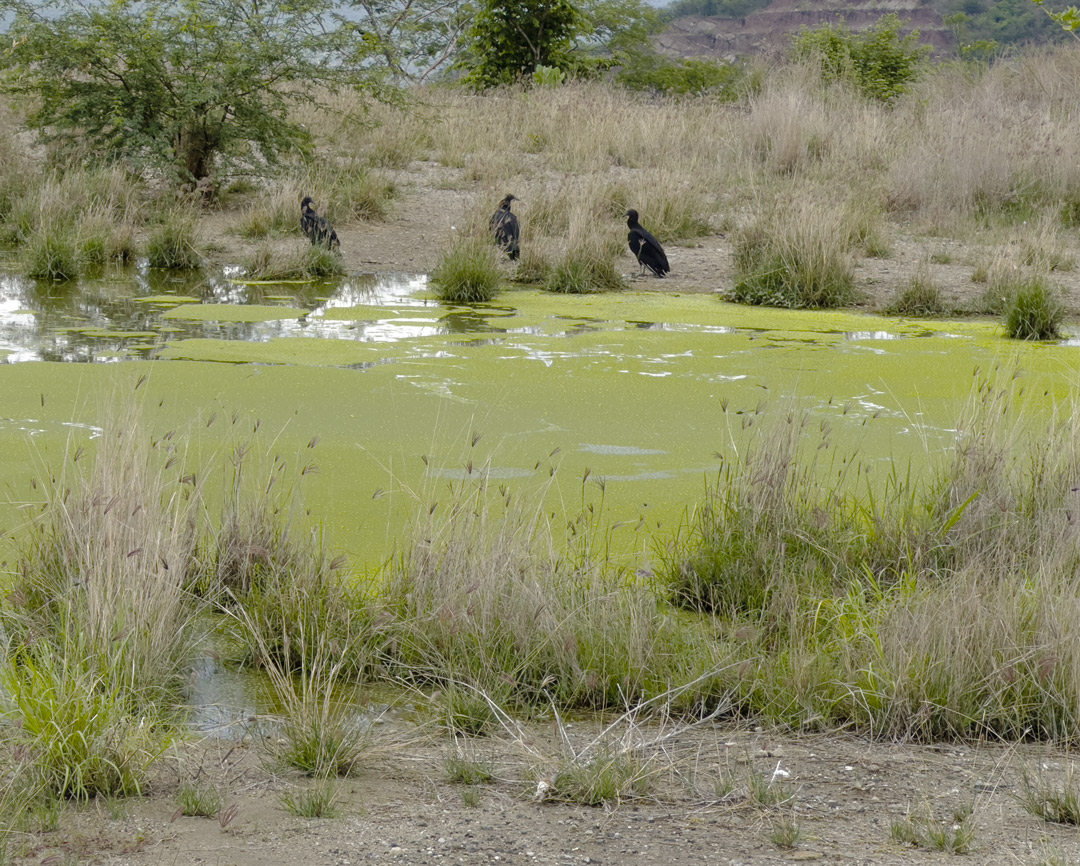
490;193;520;261
625;209;669;277
300;196;340;250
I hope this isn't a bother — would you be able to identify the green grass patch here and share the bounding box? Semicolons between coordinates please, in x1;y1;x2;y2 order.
146;210;203;269
431;237;501;303
731;204;855;309
1002;275;1064;340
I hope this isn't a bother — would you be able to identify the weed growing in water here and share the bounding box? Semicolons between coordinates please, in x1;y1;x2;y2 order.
431;236;501;303
1001;274;1064;340
23;221;79;280
146;209;203;269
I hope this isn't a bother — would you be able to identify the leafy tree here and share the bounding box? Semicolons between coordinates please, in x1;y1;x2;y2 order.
352;0;476;83
0;0;390;184
459;0;581;87
1030;0;1080;38
791;13;930;102
458;0;657;88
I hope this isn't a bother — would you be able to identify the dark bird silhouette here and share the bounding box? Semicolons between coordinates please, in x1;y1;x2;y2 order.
625;209;669;277
490;193;520;261
300;196;340;250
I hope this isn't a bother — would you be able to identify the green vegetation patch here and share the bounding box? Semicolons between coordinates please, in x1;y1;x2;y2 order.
161;304;310;323
135;295;200;305
158;337;384;366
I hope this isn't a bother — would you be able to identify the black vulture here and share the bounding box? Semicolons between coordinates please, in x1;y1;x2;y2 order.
490;193;520;261
625;209;669;277
300;196;340;250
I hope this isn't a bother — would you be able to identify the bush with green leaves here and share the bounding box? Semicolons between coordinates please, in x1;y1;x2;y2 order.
0;0;388;183
791;13;930;102
459;0;580;88
616;50;743;97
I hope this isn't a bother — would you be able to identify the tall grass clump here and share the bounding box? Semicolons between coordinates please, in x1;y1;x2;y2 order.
244;617;374;777
545;215;626;294
660;371;1080;740
377;451;725;711
546;247;626;294
1001;274;1064;340
242;241;344;280
731;199;856;308
200;431;373;678
431;236;501;303
2;391;206;796
146;209;203;269
22;222;80;280
1;648;162;799
884;267;948;317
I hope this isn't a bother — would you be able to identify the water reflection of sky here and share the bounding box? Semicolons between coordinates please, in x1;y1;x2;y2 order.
0;262;1026;368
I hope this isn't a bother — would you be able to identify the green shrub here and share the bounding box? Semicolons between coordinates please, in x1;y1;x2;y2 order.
431;237;501;303
617;51;743;97
1002;275;1064;340
791;13;930;102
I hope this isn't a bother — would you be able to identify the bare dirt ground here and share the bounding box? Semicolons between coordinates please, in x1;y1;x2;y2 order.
19;711;1080;866
205;159;1080;320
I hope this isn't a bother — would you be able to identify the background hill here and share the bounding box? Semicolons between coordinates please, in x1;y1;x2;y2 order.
654;0;1069;60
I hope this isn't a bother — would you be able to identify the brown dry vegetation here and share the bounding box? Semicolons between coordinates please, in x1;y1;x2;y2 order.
8;49;1080;314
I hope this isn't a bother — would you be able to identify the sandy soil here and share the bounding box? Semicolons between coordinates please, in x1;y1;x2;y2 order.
206;159;1080;320
19;710;1080;866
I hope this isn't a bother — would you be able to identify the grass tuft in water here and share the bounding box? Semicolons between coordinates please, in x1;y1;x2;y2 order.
146;209;203;269
1001;274;1063;340
431;236;501;303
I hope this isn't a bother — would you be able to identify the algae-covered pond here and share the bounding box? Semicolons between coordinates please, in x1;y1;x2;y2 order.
1;265;1077;567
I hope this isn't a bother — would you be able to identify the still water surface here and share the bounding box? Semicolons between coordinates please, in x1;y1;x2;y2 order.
0;264;1077;568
